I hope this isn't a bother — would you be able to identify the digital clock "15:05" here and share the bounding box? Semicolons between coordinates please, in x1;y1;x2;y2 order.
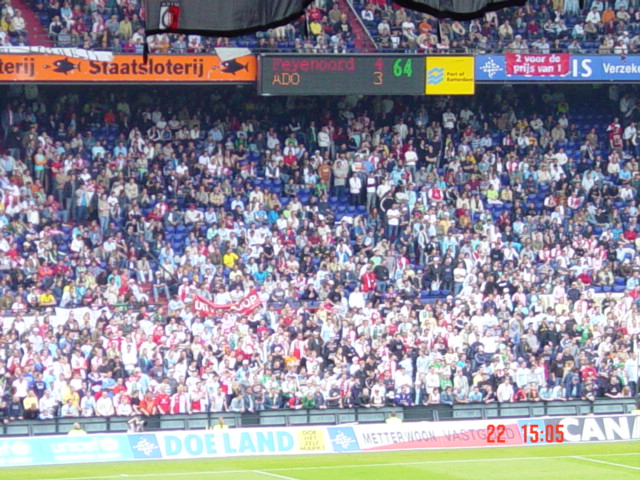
487;424;565;443
521;424;565;443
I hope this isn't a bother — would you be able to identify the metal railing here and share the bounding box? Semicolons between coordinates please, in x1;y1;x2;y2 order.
1;398;636;437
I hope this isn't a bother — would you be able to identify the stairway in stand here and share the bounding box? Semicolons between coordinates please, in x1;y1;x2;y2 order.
336;0;376;53
14;0;53;46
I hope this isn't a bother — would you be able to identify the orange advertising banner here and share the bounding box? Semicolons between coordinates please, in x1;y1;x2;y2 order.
0;54;257;82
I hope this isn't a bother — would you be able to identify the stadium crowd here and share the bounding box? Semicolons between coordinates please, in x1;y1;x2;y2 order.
29;0;358;54
0;83;639;423
359;0;640;53
15;0;640;53
0;0;29;47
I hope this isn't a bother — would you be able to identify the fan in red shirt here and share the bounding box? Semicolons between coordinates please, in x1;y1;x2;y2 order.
113;378;127;396
512;387;527;402
52;259;71;277
6;243;20;263
307;4;324;22
139;392;156;416
37;263;54;282
577;270;593;286
428;185;443;203
361;267;376;294
44;197;62;213
154;386;171;415
580;363;597;382
607;117;623;149
152;323;166;344
171;386;190;414
190;383;206;413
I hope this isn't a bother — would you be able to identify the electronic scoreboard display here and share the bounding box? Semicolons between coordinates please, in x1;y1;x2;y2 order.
258;54;426;96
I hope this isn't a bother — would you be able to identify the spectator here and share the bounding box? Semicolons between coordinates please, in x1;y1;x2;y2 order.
5;395;24;422
385;411;402;424
68;422;87;435
95;391;115;416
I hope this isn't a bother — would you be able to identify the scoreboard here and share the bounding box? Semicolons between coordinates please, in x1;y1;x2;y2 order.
259;54;426;96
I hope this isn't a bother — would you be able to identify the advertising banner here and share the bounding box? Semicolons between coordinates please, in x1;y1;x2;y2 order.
0;54;256;83
346;414;639;451
193;288;262;317
1;415;637;468
0;438;38;467
149;427;330;459
349;419;521;451
476;54;640;82
0;433;134;467
505;53;570;76
425;56;475;95
0;47;113;61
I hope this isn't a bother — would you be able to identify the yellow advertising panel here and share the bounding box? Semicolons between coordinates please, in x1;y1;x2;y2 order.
298;429;326;452
0;54;256;83
425;56;475;95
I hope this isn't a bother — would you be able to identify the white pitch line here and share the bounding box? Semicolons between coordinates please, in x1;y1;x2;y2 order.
31;471;247;480
252;470;300;480
571;456;640;471
266;452;640;472
28;452;640;480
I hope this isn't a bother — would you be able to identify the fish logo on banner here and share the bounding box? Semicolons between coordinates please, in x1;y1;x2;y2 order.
426;67;444;85
328;427;359;452
129;435;162;459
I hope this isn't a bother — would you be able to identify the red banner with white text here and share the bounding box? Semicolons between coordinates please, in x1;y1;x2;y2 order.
505;53;570;76
193;289;262;317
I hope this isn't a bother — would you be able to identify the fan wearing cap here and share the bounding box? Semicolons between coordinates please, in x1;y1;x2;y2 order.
178;277;191;302
185;204;204;224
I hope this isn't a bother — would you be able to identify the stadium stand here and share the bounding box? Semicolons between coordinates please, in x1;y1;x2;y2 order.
354;0;640;53
11;0;640;53
0;0;31;46
0;82;639;422
19;0;361;53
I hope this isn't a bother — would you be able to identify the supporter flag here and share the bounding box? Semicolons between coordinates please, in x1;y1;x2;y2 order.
393;0;526;20
193;289;262;317
143;0;312;36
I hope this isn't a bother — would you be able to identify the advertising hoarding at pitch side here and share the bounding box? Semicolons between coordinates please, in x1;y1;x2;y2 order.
1;415;637;467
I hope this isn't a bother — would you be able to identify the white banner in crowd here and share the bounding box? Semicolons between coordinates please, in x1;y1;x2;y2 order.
0;47;114;62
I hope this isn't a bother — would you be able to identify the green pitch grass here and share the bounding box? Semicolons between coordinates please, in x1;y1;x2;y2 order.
3;441;639;480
